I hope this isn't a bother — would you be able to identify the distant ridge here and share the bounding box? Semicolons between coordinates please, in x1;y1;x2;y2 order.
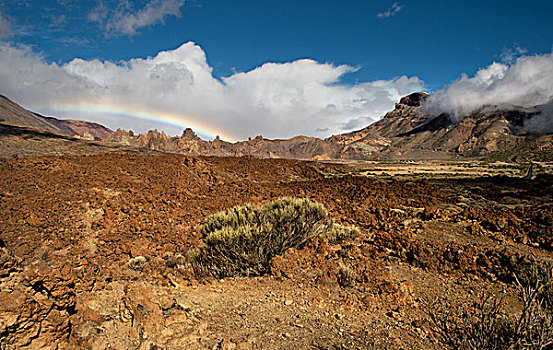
1;93;552;161
0;95;112;140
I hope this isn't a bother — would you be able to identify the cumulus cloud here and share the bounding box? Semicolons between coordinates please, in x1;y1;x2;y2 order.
0;13;13;40
377;2;404;18
89;0;185;36
0;42;423;140
423;52;553;126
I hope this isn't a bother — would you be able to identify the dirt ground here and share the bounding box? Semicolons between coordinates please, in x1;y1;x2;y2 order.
1;154;553;349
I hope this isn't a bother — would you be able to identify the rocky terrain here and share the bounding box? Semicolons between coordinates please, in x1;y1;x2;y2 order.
1;153;552;349
102;129;346;160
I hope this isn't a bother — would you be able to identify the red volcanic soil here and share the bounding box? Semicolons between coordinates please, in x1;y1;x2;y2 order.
1;154;552;349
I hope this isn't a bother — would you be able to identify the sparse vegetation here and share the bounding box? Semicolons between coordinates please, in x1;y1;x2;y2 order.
188;197;358;278
127;256;148;271
426;258;553;350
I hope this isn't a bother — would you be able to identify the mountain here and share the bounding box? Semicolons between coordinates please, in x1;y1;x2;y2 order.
0;95;75;135
1;92;552;161
0;95;112;139
327;92;553;161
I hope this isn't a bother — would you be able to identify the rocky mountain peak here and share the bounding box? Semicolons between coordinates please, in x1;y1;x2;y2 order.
397;92;429;107
181;128;200;140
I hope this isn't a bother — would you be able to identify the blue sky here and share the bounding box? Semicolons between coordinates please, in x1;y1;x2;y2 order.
0;0;552;140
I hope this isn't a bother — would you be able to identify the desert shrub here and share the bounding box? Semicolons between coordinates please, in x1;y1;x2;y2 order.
425;293;510;350
426;258;553;350
127;256;148;271
325;222;359;243
513;258;553;307
189;197;357;278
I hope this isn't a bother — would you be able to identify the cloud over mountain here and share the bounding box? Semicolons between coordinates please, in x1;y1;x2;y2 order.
423;52;553;125
0;42;423;140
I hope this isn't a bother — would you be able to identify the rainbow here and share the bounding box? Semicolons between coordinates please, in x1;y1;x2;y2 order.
35;102;240;142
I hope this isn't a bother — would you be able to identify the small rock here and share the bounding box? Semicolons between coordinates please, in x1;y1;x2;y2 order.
164;253;185;268
127;256;147;271
386;310;403;320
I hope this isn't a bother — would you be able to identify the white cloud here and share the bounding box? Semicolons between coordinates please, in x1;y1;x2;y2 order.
89;0;185;36
0;44;94;102
423;52;553;125
377;2;404;18
500;44;528;64
221;60;422;137
0;42;424;141
0;12;13;40
523;99;553;134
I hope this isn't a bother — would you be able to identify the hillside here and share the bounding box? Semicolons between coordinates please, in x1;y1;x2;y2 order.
0;95;112;140
328;92;553;161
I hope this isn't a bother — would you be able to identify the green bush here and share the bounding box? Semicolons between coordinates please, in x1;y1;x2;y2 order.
189;197;358;278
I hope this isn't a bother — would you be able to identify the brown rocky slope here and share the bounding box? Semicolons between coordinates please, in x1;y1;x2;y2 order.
328;92;553;161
